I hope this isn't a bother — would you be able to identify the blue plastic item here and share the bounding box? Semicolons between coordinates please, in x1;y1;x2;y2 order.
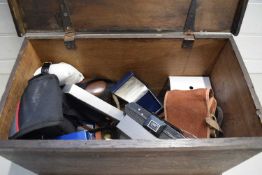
56;131;95;140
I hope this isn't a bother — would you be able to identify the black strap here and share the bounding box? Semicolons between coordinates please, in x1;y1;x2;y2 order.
41;62;52;74
182;0;197;48
184;0;197;33
60;0;76;49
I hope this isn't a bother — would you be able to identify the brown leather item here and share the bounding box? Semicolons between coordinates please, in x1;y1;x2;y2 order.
164;88;221;138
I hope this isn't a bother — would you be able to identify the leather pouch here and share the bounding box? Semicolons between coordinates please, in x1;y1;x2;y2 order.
9;74;76;139
164;88;222;138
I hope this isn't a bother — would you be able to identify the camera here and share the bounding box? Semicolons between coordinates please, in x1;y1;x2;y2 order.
124;103;185;139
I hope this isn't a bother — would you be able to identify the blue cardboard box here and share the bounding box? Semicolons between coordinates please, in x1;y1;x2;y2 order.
111;72;163;114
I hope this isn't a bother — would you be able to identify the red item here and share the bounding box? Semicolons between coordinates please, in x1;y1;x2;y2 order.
15;101;21;132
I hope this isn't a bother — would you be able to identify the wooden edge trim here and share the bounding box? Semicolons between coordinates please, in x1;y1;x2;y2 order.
229;36;262;122
0;138;262;151
231;0;249;36
24;32;231;39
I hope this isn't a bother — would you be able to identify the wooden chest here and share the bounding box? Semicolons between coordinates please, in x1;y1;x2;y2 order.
0;0;262;174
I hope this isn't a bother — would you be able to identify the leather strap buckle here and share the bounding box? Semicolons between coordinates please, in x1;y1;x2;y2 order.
41;62;52;75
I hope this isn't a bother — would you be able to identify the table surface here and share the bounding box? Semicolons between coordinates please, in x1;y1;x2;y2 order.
0;0;261;174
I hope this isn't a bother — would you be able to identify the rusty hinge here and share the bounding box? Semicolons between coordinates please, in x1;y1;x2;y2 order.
60;0;76;49
182;0;197;48
182;33;195;48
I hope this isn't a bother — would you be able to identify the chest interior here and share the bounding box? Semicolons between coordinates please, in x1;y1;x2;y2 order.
0;36;261;139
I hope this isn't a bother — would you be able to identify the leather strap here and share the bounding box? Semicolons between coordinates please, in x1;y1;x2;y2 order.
206;115;223;132
41;62;52;74
206;89;223;138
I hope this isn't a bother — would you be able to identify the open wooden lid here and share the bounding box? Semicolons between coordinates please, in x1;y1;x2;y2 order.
9;0;248;36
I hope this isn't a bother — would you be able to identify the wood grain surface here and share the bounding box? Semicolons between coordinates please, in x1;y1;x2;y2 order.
211;42;262;137
10;0;241;34
0;138;262;175
31;38;226;94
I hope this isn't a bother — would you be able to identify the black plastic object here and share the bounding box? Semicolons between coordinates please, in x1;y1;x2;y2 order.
143;115;166;137
62;93;113;127
124;103;185;139
9;74;75;139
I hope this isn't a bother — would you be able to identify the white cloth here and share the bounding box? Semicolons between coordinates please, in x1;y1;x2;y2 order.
34;62;84;85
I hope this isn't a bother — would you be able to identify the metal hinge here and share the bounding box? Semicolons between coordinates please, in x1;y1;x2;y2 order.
60;0;76;49
182;33;195;49
182;0;197;48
